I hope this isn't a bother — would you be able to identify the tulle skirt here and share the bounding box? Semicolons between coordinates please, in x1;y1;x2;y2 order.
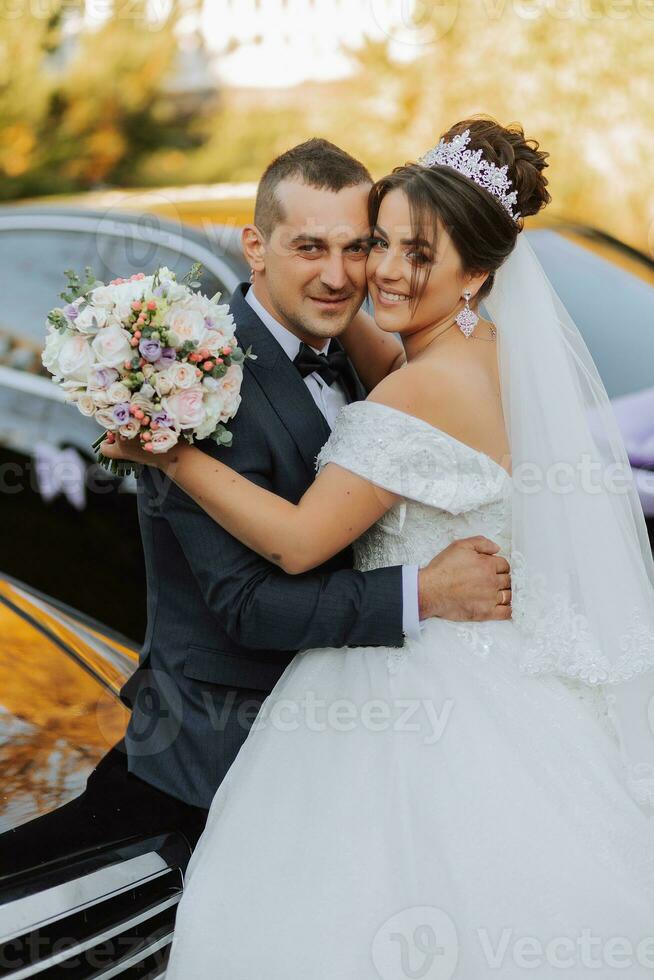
166;617;654;979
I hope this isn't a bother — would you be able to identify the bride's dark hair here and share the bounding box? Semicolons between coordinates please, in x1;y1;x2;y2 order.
368;116;551;308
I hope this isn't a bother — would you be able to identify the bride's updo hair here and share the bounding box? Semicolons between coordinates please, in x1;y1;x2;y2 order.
368;116;551;305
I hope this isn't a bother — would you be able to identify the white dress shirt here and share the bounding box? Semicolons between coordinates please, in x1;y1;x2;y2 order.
245;287;420;640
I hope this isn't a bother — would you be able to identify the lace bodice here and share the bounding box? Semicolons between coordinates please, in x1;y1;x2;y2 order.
316;401;513;572
316;400;622;751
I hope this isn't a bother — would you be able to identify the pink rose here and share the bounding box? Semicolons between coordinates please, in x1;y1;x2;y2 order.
166;361;199;390
221;362;243;395
119;418;142;440
218;363;243;422
150;428;179;453
165;307;206;345
162;385;206;430
95;406;119;431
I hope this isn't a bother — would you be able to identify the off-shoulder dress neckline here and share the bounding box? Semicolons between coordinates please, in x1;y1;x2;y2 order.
338;401;512;482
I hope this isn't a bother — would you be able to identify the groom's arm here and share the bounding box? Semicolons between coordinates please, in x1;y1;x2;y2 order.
146;468;405;651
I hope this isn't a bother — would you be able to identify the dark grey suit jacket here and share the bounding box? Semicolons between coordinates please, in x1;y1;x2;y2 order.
121;283;405;808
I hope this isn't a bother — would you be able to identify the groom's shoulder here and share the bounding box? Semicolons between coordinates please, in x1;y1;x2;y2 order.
227;282;255;328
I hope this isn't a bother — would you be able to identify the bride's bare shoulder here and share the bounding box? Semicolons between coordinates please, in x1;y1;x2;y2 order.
366;355;505;460
367;358;460;417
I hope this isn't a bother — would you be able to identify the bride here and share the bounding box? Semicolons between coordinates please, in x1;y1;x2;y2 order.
103;119;654;978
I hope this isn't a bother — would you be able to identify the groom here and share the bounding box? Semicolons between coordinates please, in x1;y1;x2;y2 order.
0;139;510;875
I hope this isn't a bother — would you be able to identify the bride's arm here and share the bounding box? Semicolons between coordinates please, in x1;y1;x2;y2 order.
102;430;399;576
339;307;406;391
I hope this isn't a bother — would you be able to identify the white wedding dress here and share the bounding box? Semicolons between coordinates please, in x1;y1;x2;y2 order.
166;401;654;980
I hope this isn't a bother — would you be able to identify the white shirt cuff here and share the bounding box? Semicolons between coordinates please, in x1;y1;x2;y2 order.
401;565;422;641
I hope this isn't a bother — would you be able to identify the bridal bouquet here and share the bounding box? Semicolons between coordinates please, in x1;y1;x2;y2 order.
42;264;254;475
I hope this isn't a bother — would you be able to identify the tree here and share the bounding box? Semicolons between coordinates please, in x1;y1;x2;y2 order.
0;0;194;199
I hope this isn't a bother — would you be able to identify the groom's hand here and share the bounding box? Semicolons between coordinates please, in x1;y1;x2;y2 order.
418;537;511;622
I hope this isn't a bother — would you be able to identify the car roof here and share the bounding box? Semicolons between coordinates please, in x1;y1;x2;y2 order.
0;204;246;293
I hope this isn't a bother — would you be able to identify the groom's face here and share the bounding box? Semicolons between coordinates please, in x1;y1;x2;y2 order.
253;179;371;347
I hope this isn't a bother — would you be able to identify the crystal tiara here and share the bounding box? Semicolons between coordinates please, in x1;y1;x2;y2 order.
418;129;520;222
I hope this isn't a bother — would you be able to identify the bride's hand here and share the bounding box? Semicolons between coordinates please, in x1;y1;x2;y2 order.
100;433;175;469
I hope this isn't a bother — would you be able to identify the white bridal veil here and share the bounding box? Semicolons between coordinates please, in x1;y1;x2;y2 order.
485;235;654;812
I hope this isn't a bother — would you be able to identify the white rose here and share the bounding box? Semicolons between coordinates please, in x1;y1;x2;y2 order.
105;313;126;330
75;304;108;335
153;372;174;397
110;280;147;321
157;266;176;283
163;281;188;303
115;279;146;303
91;323;133;369
194;392;223;440
113;301;134;321
156;268;185;303
41;328;68;376
165;305;206;345
212;309;236;339
57;334;95;384
221;362;243;391
182;294;210;313
131;392;156;415
76;394;96;417
162;385;206;429
199;329;229;354
106;381;132;404
90;285;116;309
119;418;141;439
201;298;235;331
150;428;179;453
140;382;156;400
217;363;243;422
95;406;119;431
166;361;200;389
92;388;114;408
220;391;241;422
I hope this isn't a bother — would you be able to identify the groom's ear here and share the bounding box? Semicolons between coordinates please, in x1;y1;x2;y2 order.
242;225;267;274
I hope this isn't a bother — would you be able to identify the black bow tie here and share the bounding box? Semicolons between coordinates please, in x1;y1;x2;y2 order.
293;341;355;397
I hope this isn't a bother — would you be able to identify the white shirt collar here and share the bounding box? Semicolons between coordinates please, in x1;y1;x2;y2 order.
244;286;328;361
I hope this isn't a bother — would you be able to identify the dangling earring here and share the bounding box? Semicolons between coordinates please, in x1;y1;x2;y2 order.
249;269;255;284
455;289;479;338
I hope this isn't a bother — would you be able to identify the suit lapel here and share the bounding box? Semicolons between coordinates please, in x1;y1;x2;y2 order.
230;285;332;474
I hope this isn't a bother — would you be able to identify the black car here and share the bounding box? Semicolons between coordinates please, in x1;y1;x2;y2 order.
0;574;191;978
0;206;246;642
0;211;652;644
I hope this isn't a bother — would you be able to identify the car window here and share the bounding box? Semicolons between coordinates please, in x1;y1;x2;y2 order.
0;600;129;833
526;229;654;399
0;226;229;347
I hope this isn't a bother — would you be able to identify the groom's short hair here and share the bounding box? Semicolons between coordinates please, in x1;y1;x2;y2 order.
254;138;372;236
